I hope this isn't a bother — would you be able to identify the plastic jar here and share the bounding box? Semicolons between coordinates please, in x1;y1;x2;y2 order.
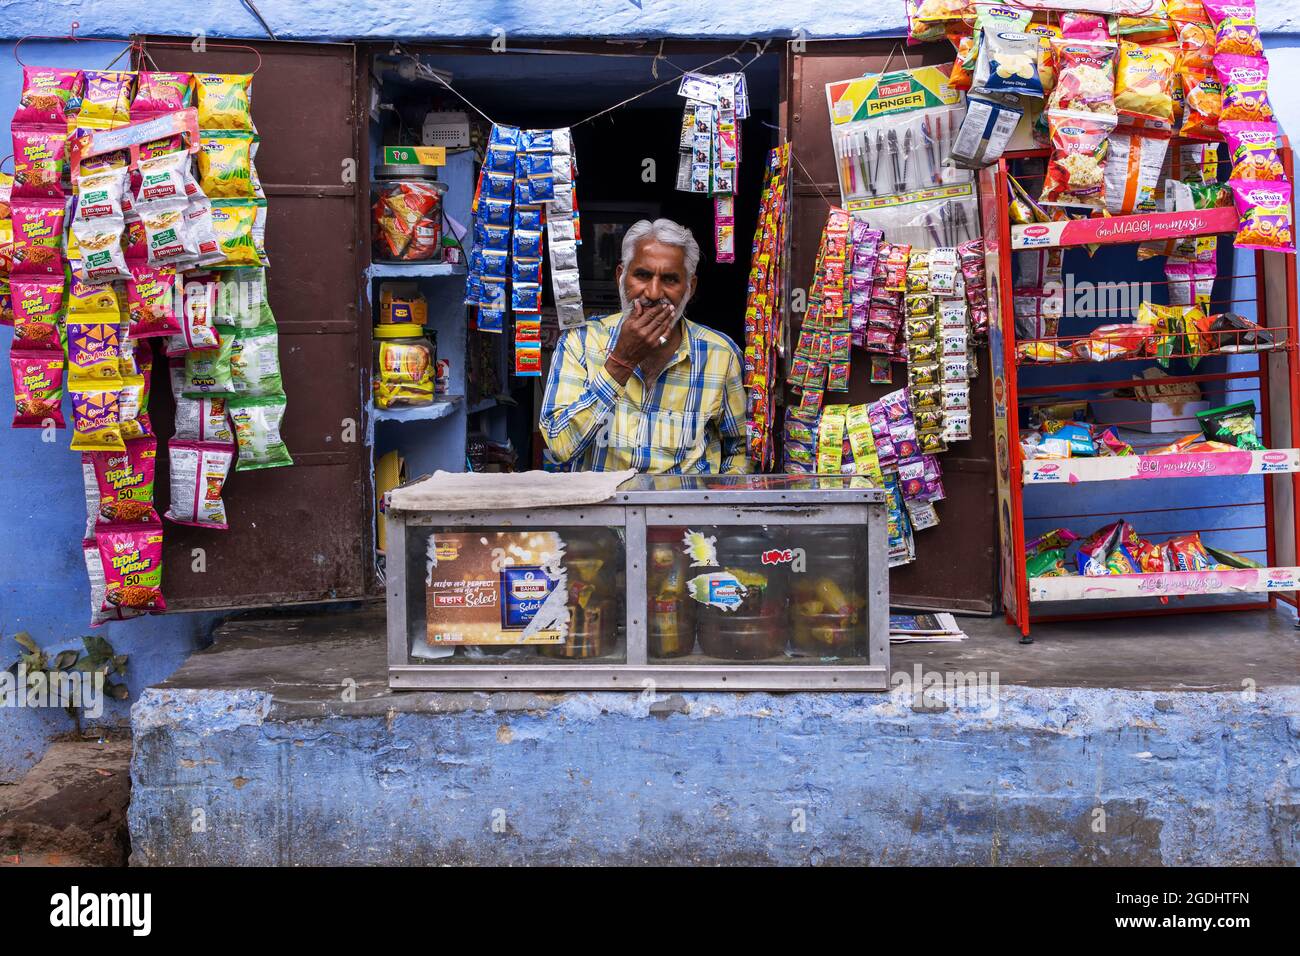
538;529;622;659
373;323;434;409
694;529;789;661
789;528;865;657
646;528;696;658
372;171;447;262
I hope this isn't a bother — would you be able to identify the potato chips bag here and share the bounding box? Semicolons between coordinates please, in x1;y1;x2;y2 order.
197;131;258;199
194;73;254;131
229;394;293;470
165;440;234;530
1115;41;1176;125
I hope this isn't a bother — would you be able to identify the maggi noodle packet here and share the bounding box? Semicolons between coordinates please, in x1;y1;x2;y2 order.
165;440;234;530
96;522;166;613
85;436;159;525
10;350;65;428
70;383;125;452
229;394;292;471
82;539;145;627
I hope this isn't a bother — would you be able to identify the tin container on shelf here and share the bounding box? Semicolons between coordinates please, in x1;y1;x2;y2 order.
372;323;435;409
694;529;790;661
372;166;447;262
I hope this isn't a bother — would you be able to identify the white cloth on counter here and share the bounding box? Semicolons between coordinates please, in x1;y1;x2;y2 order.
387;468;636;512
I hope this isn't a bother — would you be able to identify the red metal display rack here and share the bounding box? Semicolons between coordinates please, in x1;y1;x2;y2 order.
980;145;1300;640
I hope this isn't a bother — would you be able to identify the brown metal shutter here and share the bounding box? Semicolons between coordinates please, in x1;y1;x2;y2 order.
786;40;996;613
139;38;370;609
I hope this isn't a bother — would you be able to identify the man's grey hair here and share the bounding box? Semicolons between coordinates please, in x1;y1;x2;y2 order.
621;218;700;280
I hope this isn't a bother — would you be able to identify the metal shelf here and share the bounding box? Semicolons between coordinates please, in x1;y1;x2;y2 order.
368;261;466;279
1029;566;1299;602
1022;449;1300;485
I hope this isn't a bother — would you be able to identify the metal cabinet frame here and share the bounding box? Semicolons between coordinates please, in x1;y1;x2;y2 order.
386;485;890;691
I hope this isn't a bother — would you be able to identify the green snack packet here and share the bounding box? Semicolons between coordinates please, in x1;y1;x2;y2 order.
182;329;236;397
229;394;292;470
1196;400;1264;451
213;267;274;328
1026;547;1067;578
230;324;282;397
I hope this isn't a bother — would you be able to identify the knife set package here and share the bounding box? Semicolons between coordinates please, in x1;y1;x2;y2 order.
831;103;970;206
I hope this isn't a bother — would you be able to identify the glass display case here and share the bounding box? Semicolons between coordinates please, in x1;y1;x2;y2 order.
385;475;890;690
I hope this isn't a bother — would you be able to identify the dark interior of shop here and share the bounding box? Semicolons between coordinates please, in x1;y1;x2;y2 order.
371;46;781;466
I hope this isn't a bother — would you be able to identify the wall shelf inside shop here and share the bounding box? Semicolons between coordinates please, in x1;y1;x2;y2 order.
371;396;464;423
1028;566;1300;602
1022;448;1300;484
368;261;466;279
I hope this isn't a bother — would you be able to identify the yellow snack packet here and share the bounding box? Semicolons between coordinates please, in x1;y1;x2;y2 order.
70;384;126;453
194;73;254;131
66;311;125;387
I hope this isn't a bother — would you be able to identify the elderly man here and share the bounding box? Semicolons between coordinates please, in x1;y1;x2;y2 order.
540;218;751;474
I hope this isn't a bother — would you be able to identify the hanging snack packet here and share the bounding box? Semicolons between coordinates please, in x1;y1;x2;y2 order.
170;359;235;444
87;436;159;524
1215;54;1273;123
1179;72;1222;140
165;440;234;529
1165;259;1217;309
1230;180;1296;253
133;71;192;114
193;73;254;131
78;70;135;126
974;30;1043;99
197;131;257;199
1220;120;1284;180
1041;110;1117;210
82;540;144;627
125;265;182;338
1204;0;1263;58
183;332;236;396
11;125;69;200
97;523;166;613
11;274;66;351
1103;130;1170;215
229;394;293;470
140;205;198;268
10;350;65;428
135;150;192;207
171;272;220;349
72;176;130;284
213;267;272;328
1175;19;1216;73
9;198;65;276
70;384;125;452
14;67;81;125
951;95;1024;169
1114;41;1176;126
1048;40;1119;115
66;312;125;385
208;199;261;267
1027;23;1062;93
230;324;282;397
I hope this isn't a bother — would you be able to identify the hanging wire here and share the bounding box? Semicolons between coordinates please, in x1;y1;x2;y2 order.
394;38;771;131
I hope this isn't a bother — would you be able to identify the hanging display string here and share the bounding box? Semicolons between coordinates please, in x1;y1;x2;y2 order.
398;39;768;131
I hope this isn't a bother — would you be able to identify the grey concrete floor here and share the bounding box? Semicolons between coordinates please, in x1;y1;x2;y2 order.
155;600;1300;715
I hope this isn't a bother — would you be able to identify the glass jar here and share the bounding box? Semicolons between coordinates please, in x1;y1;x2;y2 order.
647;528;696;658
694;529;790;661
373;323;434;409
372;172;447;262
538;529;622;659
789;528;866;657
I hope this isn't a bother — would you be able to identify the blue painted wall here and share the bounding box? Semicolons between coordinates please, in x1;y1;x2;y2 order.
1;6;1299;782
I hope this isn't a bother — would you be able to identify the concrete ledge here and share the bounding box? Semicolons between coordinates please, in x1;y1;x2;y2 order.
129;672;1300;865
